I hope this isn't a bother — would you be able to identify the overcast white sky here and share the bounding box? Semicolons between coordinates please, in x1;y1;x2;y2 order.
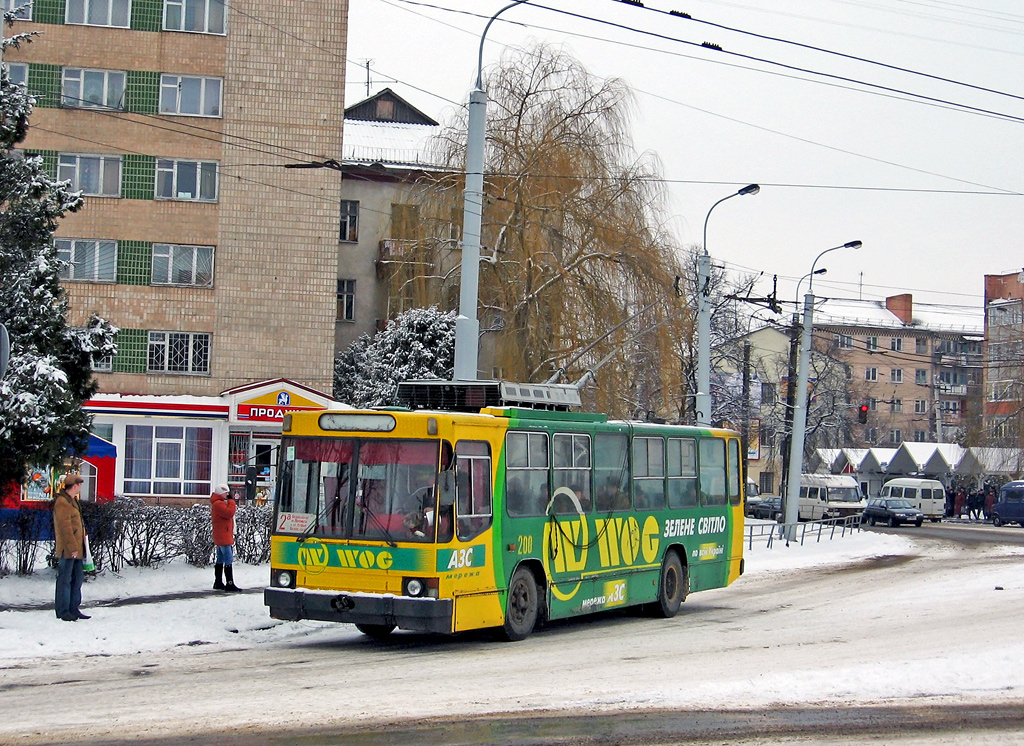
344;0;1023;311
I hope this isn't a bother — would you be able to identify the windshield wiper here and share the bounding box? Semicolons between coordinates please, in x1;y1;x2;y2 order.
359;499;398;548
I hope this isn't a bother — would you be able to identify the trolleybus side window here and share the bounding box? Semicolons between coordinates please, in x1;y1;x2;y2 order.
699;438;728;506
633;437;666;510
456;441;492;541
728;438;742;506
593;432;630;512
667;437;698;508
552;433;592;514
505;431;549;517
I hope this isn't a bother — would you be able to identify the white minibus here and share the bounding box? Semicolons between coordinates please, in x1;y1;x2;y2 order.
798;474;865;520
877;478;945;522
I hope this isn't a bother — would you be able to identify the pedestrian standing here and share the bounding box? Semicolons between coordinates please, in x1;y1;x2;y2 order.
954;488;966;520
53;473;90;621
984;489;997;521
211;484;241;592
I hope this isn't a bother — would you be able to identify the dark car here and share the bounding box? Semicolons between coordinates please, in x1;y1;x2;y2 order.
862;498;924;527
752;496;783;520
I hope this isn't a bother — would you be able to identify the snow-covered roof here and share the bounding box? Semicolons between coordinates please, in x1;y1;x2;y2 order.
812;297;983;336
886;442;966;475
955;447;1024;476
342;119;445;171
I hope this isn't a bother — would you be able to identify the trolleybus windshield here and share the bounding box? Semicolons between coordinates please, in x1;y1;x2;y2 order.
276;437;444;543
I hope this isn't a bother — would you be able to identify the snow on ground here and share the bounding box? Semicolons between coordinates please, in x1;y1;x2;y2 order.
0;527;939;663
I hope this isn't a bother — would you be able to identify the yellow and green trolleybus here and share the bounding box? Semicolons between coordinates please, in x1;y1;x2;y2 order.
264;381;745;641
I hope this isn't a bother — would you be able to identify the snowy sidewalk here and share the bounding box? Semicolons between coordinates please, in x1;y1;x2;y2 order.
0;532;919;663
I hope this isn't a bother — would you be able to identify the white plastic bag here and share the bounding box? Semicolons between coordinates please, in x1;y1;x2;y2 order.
83;534;96;573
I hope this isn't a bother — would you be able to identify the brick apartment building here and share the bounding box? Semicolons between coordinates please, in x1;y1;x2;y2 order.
4;0;349;500
984;271;1024;446
741;294;984;497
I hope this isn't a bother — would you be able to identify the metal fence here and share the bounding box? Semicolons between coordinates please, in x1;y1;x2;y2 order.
745;515;863;550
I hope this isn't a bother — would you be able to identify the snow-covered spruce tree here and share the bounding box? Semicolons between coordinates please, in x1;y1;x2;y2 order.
332;332;370;405
0;18;117;484
338;307;455;408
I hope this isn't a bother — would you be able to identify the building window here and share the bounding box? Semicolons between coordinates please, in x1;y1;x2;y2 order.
58;153;121;197
337;279;355;321
163;0;225;34
156;159;218;201
91;353;113;371
915;399;928;414
3;0;31;19
866;336;878;351
66;0;130;27
890;399;903;413
124;424;213;496
56;238;117;282
914;430;927;442
888;429;903;444
4;62;28;85
939;400;961;415
865;367;878;382
890;337;903;351
891;368;903;383
62;68;125;109
916;369;928;385
835;334;852;349
152;244;214;287
340;200;359;242
159;74;222;117
916;337;928;354
867;398;877;411
759;382;776;405
866;428;878;444
758;471;774;495
148;331;210;374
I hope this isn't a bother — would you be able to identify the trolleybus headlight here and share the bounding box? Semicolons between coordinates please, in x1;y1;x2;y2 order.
276;570;294;588
405;578;424;597
403;577;439;598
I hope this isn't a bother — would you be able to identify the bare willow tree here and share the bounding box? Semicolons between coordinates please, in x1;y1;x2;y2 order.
385;44;689;419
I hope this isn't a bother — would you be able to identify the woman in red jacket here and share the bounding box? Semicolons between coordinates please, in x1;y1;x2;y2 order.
211;484;241;592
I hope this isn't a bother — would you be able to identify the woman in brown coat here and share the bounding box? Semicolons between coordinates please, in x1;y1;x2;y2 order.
53;474;90;621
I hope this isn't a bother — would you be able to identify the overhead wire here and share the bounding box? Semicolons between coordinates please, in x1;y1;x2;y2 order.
629;1;1024;102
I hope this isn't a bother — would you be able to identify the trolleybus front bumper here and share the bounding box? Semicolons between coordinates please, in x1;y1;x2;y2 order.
264;587;454;634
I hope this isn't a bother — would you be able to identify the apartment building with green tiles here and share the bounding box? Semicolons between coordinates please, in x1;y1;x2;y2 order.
4;0;347;398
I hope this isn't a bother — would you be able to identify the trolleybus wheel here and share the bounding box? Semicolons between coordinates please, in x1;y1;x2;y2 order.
356;623;396;640
656;552;687;618
500;566;539;641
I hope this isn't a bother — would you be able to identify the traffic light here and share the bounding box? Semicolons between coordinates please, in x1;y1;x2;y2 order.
858;404;869;424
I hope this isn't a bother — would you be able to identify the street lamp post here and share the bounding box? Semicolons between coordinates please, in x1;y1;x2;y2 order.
453;0;528;382
696;183;759;426
782;240;862;537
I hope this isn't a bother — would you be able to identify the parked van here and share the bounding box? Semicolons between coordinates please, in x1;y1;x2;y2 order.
991;481;1024;527
798;474;865;520
878;478;945;522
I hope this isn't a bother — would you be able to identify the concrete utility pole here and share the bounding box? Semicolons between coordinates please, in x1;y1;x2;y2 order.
696;184;759;425
453;0;528;382
783;241;861;539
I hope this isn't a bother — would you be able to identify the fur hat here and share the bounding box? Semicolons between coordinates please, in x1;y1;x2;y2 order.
64;474;85;487
213;483;230;495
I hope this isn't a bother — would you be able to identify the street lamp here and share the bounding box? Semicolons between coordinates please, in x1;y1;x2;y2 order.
782;240;862;537
453;0;529;382
696;183;759;425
